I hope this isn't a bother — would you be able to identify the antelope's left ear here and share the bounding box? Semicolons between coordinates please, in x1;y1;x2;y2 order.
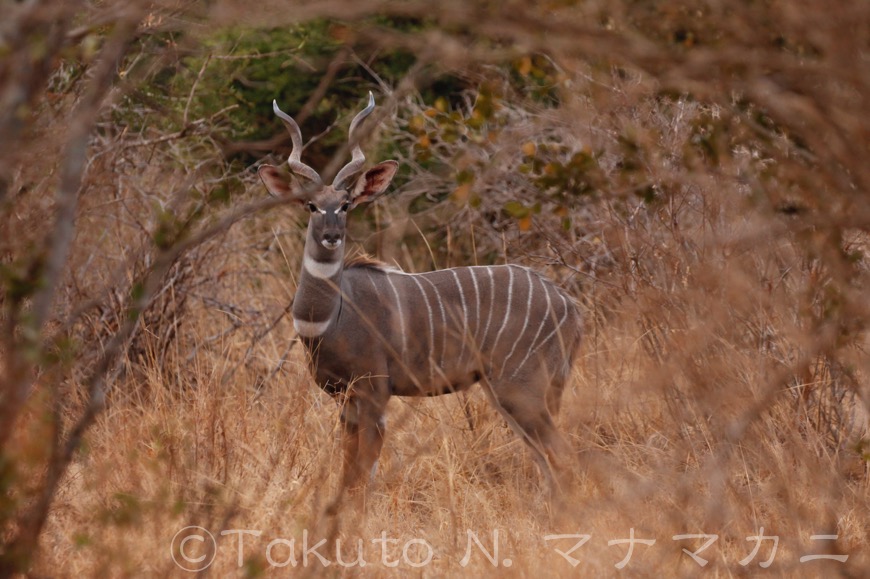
350;161;398;207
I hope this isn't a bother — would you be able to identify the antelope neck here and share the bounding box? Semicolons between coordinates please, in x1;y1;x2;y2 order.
292;226;344;338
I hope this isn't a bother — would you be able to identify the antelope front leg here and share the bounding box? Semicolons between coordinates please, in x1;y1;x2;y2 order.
339;401;362;492
357;398;386;485
339;395;387;493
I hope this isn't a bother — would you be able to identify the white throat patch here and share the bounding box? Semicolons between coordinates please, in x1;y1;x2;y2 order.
303;253;342;279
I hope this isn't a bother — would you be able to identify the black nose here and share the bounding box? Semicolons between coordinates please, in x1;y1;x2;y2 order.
323;232;341;244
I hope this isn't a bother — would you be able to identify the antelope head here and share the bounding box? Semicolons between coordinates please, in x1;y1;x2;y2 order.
258;92;398;255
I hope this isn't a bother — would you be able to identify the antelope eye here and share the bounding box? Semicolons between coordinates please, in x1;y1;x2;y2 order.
307;202;318;213
339;202;350;213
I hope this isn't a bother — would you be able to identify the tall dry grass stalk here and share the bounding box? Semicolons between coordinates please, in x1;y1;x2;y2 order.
1;1;868;576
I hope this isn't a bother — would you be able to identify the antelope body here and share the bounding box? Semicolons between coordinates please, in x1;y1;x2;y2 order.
258;93;582;491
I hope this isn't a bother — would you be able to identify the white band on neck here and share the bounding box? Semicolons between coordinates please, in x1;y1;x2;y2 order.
293;317;332;337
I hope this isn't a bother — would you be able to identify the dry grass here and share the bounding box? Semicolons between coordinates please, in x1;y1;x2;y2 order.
2;2;869;577
19;144;869;576
30;301;870;577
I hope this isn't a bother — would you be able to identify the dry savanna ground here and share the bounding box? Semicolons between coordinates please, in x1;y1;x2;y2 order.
2;1;869;578
25;167;870;576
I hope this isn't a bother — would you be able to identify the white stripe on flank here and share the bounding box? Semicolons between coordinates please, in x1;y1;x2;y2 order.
421;276;447;369
501;268;535;377
469;269;481;348
526;291;571;360
450;269;468;364
385;274;407;356
411;276;435;379
510;275;553;379
303;253;342;279
365;269;381;293
491;266;515;355
293;317;332;337
481;267;496;348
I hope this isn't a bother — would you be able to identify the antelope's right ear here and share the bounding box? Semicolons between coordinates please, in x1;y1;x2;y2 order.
258;164;304;203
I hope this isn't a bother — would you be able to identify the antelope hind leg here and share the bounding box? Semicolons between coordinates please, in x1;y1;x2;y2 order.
482;376;571;494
